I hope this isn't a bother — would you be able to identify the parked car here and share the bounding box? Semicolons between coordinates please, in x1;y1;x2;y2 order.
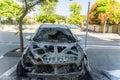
16;24;91;80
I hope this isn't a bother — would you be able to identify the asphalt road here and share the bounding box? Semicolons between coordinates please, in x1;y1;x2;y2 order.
86;47;120;70
0;30;120;80
0;31;32;76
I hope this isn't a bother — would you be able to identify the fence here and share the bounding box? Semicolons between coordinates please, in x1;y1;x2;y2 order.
88;25;120;33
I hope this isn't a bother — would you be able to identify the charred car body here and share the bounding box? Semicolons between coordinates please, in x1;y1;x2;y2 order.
16;24;91;80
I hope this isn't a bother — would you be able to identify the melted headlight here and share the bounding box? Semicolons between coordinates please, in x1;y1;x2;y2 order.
23;55;33;67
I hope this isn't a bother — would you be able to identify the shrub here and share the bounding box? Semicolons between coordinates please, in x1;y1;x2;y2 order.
23;17;32;25
68;15;83;25
36;14;56;23
35;14;66;23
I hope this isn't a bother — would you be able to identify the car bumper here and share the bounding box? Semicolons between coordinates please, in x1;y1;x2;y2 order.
27;72;80;79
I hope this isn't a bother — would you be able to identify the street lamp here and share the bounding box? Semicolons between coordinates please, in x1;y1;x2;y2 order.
85;0;91;48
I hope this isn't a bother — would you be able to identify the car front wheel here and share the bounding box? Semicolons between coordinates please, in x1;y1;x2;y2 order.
16;61;26;77
78;56;92;80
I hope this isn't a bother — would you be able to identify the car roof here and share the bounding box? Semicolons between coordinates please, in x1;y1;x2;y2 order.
40;24;69;29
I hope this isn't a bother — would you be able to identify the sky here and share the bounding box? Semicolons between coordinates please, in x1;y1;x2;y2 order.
55;0;96;16
16;0;120;17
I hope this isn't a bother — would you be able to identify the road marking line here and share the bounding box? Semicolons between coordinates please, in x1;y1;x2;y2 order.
88;45;120;48
0;64;17;78
107;70;120;79
0;43;20;45
82;45;120;49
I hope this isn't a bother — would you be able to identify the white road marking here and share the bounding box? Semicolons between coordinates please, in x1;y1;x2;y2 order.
82;45;120;49
81;41;119;44
0;64;17;78
0;42;20;45
86;41;114;42
107;70;120;79
87;43;117;44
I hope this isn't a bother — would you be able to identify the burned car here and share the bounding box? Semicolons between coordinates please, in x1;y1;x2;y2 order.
16;24;91;80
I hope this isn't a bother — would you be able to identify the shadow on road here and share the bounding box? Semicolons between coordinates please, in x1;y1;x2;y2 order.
0;69;118;80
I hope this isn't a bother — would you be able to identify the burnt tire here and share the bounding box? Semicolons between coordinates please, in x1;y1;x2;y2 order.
78;57;92;80
78;72;92;80
16;61;26;77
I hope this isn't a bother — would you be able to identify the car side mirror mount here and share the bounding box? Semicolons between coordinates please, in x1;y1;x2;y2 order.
77;37;82;42
25;35;31;41
75;35;82;42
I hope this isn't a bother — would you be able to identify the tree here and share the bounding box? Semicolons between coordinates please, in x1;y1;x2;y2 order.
39;0;58;14
70;2;82;15
0;0;22;24
19;0;44;52
68;2;83;26
89;0;120;25
68;15;83;25
19;0;59;52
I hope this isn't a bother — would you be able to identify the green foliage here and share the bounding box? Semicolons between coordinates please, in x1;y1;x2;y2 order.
39;0;58;14
81;15;87;22
53;14;66;23
68;2;83;26
36;14;56;23
89;0;120;25
68;15;83;25
36;14;66;23
23;17;32;24
21;0;34;2
70;2;82;15
0;0;22;24
36;0;58;23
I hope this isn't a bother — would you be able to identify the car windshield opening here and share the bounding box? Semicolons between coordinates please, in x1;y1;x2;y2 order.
33;28;76;43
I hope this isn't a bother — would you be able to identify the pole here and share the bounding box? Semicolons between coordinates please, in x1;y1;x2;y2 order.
0;17;1;25
85;0;90;48
103;20;107;33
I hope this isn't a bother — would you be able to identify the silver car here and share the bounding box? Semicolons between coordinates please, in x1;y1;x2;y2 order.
16;24;91;80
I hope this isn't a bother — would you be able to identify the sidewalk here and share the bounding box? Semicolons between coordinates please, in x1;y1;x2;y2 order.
74;31;120;42
88;33;120;40
1;25;120;39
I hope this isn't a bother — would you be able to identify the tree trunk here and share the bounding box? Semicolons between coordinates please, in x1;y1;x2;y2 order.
19;0;28;52
19;18;24;52
19;0;44;52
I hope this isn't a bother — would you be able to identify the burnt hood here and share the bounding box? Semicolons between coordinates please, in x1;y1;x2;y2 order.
29;41;84;64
